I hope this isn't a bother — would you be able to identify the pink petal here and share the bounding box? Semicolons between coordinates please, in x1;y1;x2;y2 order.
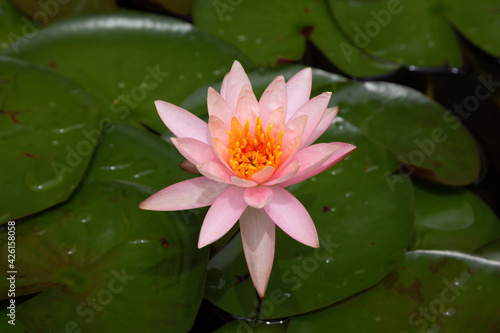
244;186;273;209
139;177;228;211
263;186;319;248
211;137;231;169
220;73;228;100
198;186;247;248
209;115;229;146
239;207;276;297
224;60;252;112
286;67;312;122
235;85;259;133
282;114;307;147
265;161;300;185
155;100;210;144
264;107;286;140
197;160;232;183
281;142;356;187
259;75;286;124
231;176;257;187
289;143;339;178
302;106;338;148
279;136;302;168
207;87;233;126
171;137;218;165
287;92;331;148
250;165;275;184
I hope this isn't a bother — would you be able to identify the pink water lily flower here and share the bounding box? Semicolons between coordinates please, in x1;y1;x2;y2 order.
140;61;356;297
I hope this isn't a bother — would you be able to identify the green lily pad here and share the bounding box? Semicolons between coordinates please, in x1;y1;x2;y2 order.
329;0;500;64
9;0;117;26
476;238;500;262
321;81;480;185
2;11;251;133
86;122;190;190
444;1;500;57
204;117;415;319
0;56;100;224
0;0;26;52
287;250;500;332
0;309;27;333
214;320;287;333
0;180;208;332
328;0;462;69
410;181;500;252
192;0;398;78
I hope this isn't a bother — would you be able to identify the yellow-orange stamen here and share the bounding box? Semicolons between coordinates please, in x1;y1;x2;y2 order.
228;116;284;180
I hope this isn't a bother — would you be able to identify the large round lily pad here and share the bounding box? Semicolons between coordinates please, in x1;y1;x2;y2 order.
204;117;414;319
0;180;208;332
193;0;398;78
2;11;251;133
288;250;500;332
329;0;500;65
322;81;481;186
86;122;191;190
0;56;100;224
410;181;500;252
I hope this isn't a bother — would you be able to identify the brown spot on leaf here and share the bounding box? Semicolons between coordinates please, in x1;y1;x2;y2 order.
322;206;330;213
49;61;57;68
1;110;21;123
161;238;170;248
368;241;376;248
303;7;310;13
300;25;315;38
382;270;424;303
22;152;36;158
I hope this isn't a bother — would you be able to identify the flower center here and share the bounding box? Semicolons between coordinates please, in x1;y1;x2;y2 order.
228;116;284;180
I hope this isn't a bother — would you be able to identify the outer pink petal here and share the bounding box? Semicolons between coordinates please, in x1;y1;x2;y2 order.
239;207;276;297
198;186;247;248
250;165;275;184
281;142;356;187
220;73;228;100
235;85;259;133
244;186;273;209
171;137;218;165
207;87;233;126
287;92;331;148
264;107;286;140
155;100;210;144
224;60;252;112
282;114;307;147
302;106;338;148
263;186;319;248
209;116;229;146
286;67;312;122
279;136;302;168
212;137;231;169
265;161;300;185
287;143;339;180
197;161;232;183
139;177;228;211
259;75;286;124
231;177;257;187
